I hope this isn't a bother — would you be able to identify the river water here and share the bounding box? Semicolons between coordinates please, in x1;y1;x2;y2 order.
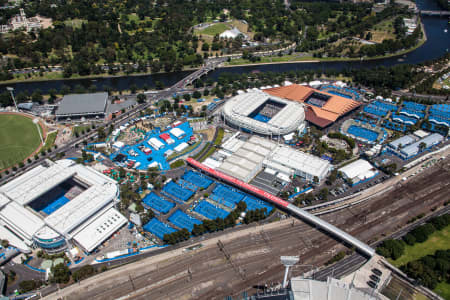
2;0;449;94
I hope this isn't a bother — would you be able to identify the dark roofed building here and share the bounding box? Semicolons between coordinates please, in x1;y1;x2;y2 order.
55;92;108;121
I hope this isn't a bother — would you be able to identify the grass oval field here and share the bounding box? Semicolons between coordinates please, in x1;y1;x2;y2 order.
0;113;43;170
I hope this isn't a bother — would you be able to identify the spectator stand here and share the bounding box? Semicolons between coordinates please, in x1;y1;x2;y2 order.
142;192;175;214
382;120;408;132
391;114;418;125
168;209;202;232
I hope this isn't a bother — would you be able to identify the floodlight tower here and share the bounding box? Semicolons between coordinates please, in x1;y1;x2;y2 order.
281;256;299;288
6;87;18;111
33;118;44;145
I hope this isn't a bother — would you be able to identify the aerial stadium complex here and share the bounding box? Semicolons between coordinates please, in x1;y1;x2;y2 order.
265;84;361;128
0;159;125;253
222;91;306;136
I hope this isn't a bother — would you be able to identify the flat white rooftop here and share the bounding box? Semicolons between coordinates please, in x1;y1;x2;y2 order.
339;159;377;183
270;146;330;179
72;207;127;252
45;183;117;235
0;202;44;241
0;164;75;206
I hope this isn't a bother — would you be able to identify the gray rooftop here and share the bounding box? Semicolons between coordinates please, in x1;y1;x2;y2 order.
106;99;136;114
401;133;444;157
388;135;416;149
55;92;108;116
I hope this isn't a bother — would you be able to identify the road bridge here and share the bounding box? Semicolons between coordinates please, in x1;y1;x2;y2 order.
186;158;376;258
419;10;450;16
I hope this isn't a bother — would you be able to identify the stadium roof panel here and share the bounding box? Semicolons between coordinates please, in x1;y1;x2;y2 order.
45;183;118;234
265;84;360;127
0;163;76;206
222;91;305;135
55;92;108;116
72;207;127;252
0;202;44;241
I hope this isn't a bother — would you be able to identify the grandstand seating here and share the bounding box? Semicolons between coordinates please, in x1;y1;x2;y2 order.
193;200;229;220
212;184;245;203
383;120;407;132
182;170;213;189
168;209;201;232
399;109;425;119
162;181;194;202
143;218;176;240
429;104;450;127
142;192;175;214
392;114;418;125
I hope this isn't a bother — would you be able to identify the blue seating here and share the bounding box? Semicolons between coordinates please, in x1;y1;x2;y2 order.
182;170;213;189
383;120;408;132
162;181;194;202
143;218;176;240
142;193;175;214
193;201;229;220
399;108;425;119
392;114;418;125
168;210;201;232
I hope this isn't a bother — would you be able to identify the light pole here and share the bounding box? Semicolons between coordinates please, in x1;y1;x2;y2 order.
6;87;18;111
33;118;44;145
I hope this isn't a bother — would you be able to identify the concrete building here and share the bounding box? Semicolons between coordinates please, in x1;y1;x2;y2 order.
222;91;306;136
399;133;444;159
266;146;331;182
215;135;330;183
55;92;109;121
338;159;378;186
0;160;125;253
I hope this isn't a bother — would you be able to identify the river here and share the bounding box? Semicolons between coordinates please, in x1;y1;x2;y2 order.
2;1;449;94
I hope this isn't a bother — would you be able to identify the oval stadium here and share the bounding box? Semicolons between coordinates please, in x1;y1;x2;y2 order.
222;91;306;136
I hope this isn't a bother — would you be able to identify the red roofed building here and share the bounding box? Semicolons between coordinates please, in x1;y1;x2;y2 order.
265;84;360;128
159;133;175;144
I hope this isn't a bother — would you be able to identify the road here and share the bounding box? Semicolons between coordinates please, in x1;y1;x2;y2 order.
41;157;450;299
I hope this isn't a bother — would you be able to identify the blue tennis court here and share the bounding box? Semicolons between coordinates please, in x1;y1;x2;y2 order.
242;196;273;213
182;170;213;189
142;193;175;214
326;90;353;99
194;201;229;220
210;194;236;209
41;195;70;215
168;210;201;232
253;114;271;123
212;184;244;203
162;181;194;202
143;218;176;240
347;125;379;142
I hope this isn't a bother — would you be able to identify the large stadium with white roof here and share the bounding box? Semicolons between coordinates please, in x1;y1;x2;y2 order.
0;159;125;253
222;91;306;136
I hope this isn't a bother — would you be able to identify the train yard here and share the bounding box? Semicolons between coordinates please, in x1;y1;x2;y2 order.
44;156;450;300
